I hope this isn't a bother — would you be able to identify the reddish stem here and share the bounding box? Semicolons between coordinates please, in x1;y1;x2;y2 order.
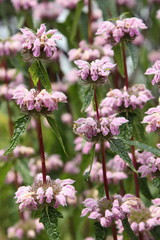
101;141;110;200
88;0;93;44
112;223;118;240
94;87;100;121
122;41;129;89
131;144;140;198
6;101;14;137
36;116;47;183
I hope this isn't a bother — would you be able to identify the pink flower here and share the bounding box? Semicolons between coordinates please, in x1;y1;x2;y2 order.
11;0;37;11
74;115;128;142
74;58;115;85
55;0;80;9
33;2;62;21
13;87;67;114
96;17;147;44
20;24;61;62
82;195;130;227
145;60;160;85
15;175;76;211
142;106;160;133
138;155;160;177
116;0;136;8
100;84;153;116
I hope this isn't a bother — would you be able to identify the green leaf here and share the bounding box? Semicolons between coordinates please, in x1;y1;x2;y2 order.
29;61;51;92
113;43;125;77
16;159;33;185
119;138;160;157
70;0;83;42
40;206;63;240
46;116;67;156
139;177;153;200
81;86;94;112
109;138;136;172
153;177;160;192
96;0;117;19
31;208;43;219
83;145;95;181
122;218;138;240
132;112;144;142
150;226;160;240
94;222;108;240
126;42;138;71
5;115;31;155
0;161;13;188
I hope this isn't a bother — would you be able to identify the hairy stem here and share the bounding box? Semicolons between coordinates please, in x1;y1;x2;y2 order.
122;41;129;89
36;116;47;183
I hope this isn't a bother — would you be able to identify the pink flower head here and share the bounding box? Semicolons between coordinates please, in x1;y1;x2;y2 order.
20;24;61;62
55;0;80;9
74;115;128;142
81;195;130;227
142;105;160;133
15;175;76;211
13;87;67;114
11;0;37;11
96;17;147;44
145;60;160;85
74;58;115;85
100;84;153;116
116;0;136;8
33;2;62;21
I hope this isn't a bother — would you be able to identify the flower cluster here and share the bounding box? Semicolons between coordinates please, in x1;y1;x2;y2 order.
20;24;61;62
0;68;24;83
142;106;160;133
11;0;37;11
33;2;62;21
13;87;67;115
15;175;76;211
100;84;153;115
56;0;80;9
138;153;160;177
145;60;160;85
85;161;127;184
116;0;136;7
0;33;23;56
74;58;115;85
81;195;137;227
29;154;63;177
117;201;160;238
69;40;113;62
7;215;43;239
74;115;128;142
96;17;147;44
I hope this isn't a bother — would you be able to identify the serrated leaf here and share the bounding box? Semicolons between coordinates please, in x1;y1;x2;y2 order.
94;222;108;240
70;0;83;42
29;60;51;92
126;42;138;71
31;208;43;219
81;86;94;112
0;161;13;188
153;177;160;192
5;115;31;155
139;177;153;200
119;138;160;157
40;206;62;240
16;159;33;185
109;138;136;172
113;43;125;77
46;116;67;156
122;218;138;240
150;226;160;240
